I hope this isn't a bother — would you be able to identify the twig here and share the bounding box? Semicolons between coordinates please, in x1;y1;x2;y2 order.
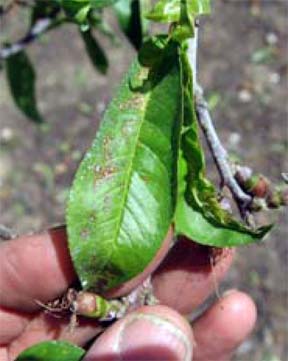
0;18;53;59
195;89;252;210
187;24;252;217
0;2;63;60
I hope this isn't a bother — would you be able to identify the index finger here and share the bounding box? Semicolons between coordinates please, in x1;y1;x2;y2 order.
0;227;76;311
0;226;172;312
0;227;234;315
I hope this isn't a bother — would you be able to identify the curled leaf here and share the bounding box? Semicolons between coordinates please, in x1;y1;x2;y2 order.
174;48;272;247
175;153;273;247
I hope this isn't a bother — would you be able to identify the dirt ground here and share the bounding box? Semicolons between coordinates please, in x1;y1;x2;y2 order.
0;1;287;360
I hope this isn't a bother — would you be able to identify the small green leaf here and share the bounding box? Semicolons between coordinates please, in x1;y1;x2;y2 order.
80;29;108;74
171;0;195;41
174;48;272;247
5;51;43;123
67;38;182;292
114;0;149;49
188;0;211;15
61;0;91;23
16;341;85;361
146;0;211;23
61;0;120;23
146;0;180;22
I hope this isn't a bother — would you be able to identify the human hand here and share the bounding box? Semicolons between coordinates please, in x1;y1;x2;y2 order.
0;227;256;360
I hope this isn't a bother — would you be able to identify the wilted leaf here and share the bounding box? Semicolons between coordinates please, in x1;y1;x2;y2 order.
175;154;273;247
80;29;108;74
67;38;182;292
5;51;43;123
16;341;85;361
174;49;272;247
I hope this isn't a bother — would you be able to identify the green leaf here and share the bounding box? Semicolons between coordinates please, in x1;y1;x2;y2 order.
61;1;97;24
171;0;195;41
174;48;272;247
61;0;120;23
67;38;182;292
114;0;150;49
5;51;43;123
146;0;180;22
146;0;211;23
61;0;91;22
80;29;108;74
188;0;211;15
16;341;85;361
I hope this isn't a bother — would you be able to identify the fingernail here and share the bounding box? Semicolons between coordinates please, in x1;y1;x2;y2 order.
115;313;192;361
222;288;238;298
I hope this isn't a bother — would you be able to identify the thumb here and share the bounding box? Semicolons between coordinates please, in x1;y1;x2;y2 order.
83;305;193;361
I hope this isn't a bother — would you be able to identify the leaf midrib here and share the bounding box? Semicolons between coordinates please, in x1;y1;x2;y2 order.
105;81;151;268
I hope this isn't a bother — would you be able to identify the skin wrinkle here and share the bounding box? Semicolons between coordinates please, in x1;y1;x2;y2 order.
114;313;193;361
0;241;31;308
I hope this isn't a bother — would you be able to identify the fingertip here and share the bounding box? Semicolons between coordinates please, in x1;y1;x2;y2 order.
218;290;257;341
84;305;193;361
193;290;257;361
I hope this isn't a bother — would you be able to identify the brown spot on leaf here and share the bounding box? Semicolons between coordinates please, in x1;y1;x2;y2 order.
141;175;150;183
80;228;90;239
94;165;117;187
89;213;97;223
119;94;145;111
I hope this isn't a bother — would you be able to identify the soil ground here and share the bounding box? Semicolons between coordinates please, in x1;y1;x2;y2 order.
0;1;287;360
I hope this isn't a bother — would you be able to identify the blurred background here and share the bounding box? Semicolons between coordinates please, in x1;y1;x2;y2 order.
0;1;287;360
